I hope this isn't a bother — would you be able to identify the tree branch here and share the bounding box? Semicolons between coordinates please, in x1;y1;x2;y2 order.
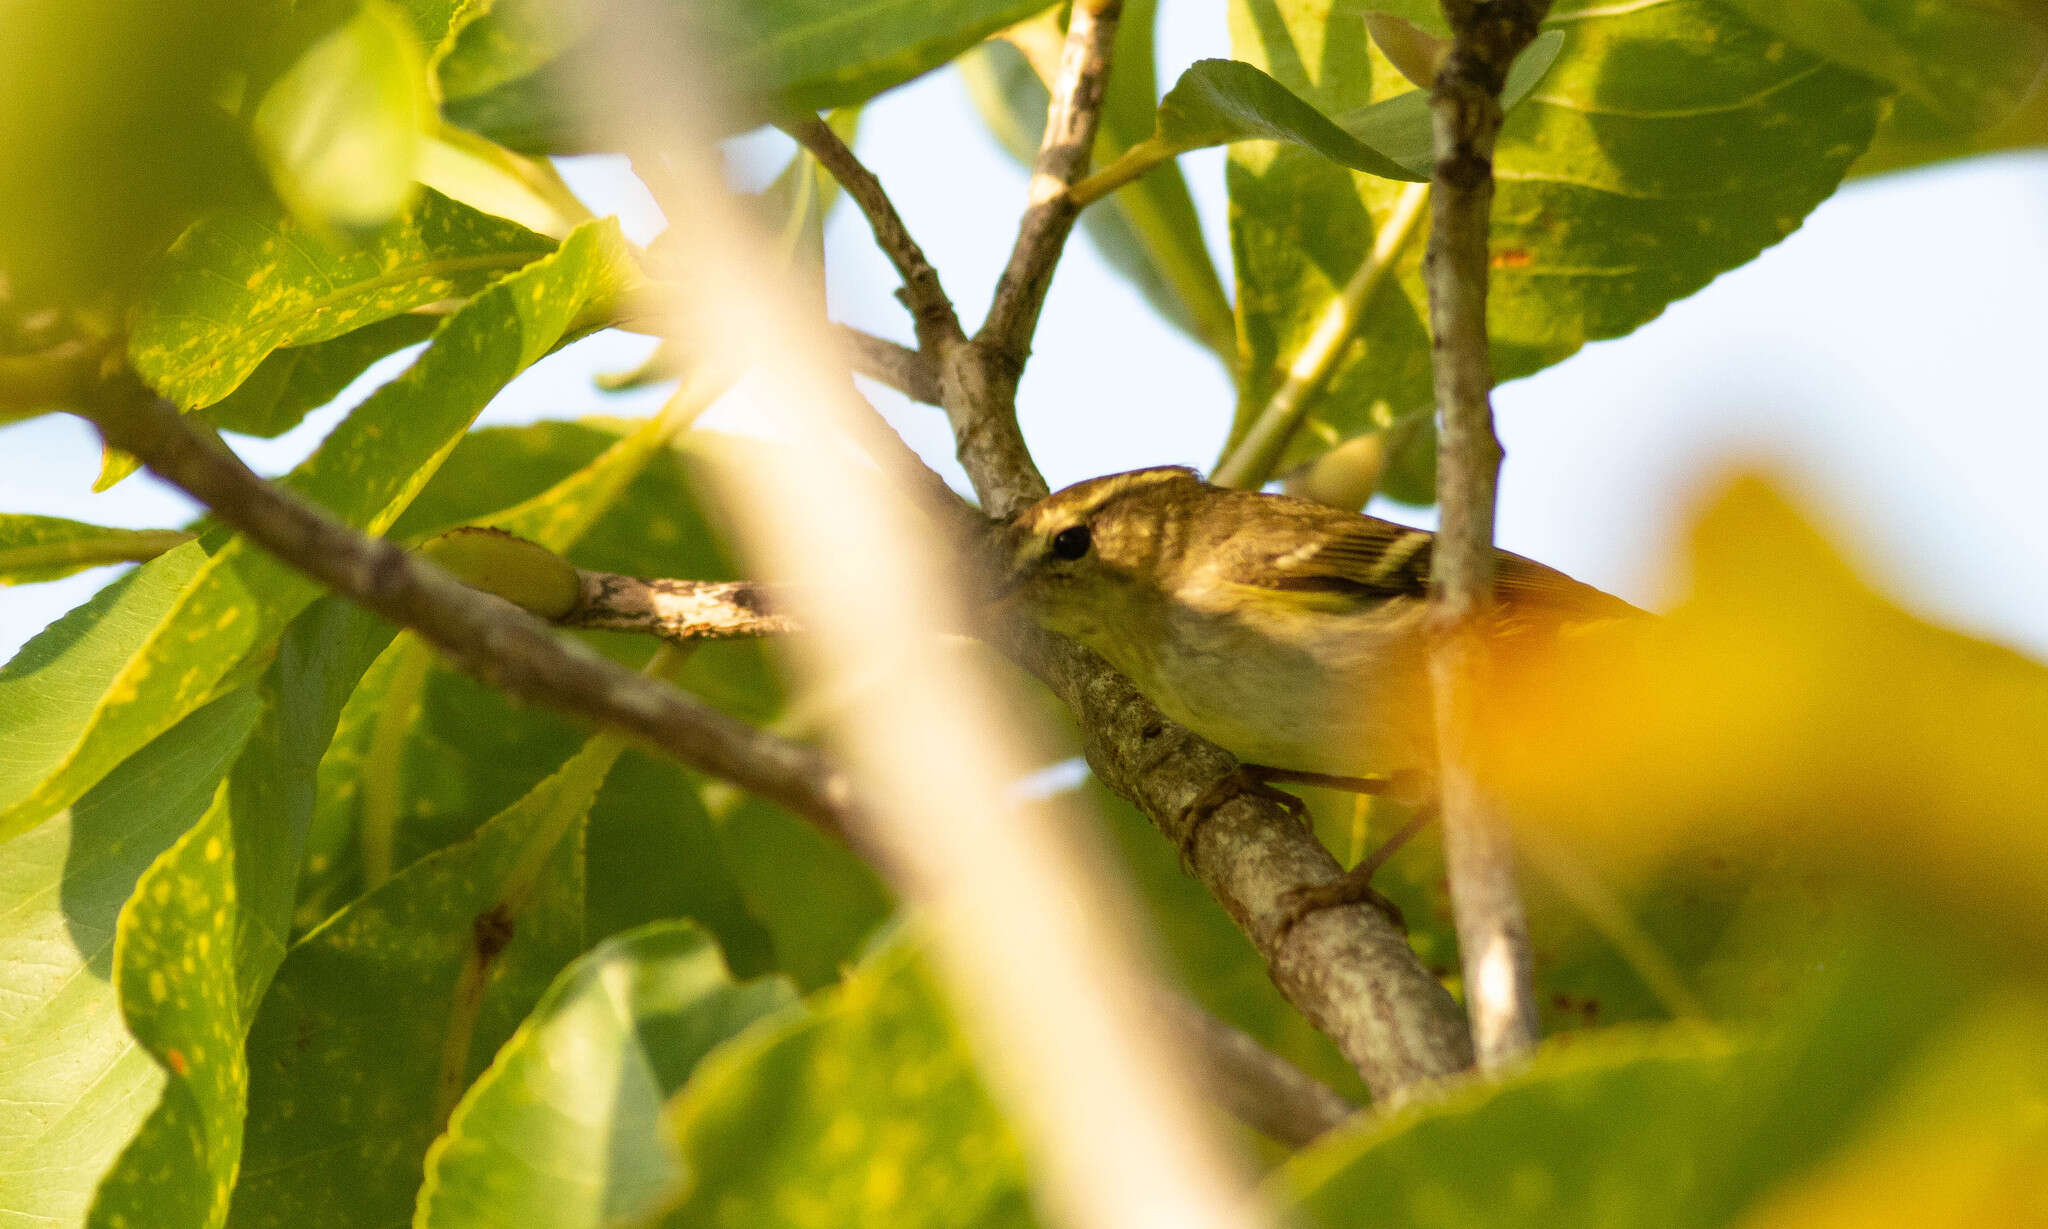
1019;630;1473;1101
978;0;1124;373
783;117;965;355
840;0;1477;1102
836;325;942;404
1423;0;1552;1070
84;381;861;849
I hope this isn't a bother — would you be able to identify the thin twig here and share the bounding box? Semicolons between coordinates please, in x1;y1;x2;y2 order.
978;0;1125;373
1212;181;1431;490
837;325;942;404
85;380;862;849
783;117;965;354
1423;0;1552;1071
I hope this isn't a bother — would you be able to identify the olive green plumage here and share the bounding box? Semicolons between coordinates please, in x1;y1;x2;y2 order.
999;466;1636;782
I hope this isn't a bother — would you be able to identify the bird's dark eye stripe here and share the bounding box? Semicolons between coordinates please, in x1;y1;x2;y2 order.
1050;525;1091;560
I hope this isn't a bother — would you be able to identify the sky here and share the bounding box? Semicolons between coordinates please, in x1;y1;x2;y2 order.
4;11;2046;667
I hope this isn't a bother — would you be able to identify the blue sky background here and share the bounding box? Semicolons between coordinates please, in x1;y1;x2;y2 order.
5;8;2045;666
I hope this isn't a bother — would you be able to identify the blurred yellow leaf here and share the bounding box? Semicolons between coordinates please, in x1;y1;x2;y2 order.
1480;476;2048;946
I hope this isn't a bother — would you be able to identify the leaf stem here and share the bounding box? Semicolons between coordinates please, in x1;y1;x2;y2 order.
1212;181;1430;489
1068;136;1175;207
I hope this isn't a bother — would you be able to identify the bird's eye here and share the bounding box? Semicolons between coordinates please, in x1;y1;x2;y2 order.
1050;525;1092;561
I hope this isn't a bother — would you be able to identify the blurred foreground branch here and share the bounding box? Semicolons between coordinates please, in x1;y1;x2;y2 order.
1422;0;1553;1070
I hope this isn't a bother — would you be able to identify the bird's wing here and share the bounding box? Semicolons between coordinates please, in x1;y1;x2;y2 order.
1227;511;1635;619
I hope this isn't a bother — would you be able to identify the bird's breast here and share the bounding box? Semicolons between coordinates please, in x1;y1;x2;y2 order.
1115;602;1435;779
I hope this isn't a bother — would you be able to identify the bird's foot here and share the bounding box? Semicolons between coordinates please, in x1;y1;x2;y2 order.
1271;807;1435;941
1273;866;1407;940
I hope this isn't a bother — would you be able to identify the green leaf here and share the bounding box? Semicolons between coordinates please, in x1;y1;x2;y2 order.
129;189;554;410
1718;0;2048;135
582;753;777;977
204;313;438;438
707;795;894;992
1156;59;1422;181
233;732;624;1229
0;514;193;585
86;601;394;1229
1853;65;2048;177
0;691;261;1229
302;405;738;901
415;922;797;1228
961;2;1238;364
252;0;430;235
0;219;636;844
1329;29;1562;176
1224;0;1886;490
436;0;1052;152
655;934;1031;1228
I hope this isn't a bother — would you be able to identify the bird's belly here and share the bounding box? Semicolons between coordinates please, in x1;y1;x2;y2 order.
1131;617;1433;780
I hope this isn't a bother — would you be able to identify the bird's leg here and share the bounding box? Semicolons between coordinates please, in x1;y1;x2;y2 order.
1273;805;1436;939
1172;765;1321;874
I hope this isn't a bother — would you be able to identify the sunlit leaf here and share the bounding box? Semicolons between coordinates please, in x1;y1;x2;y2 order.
0;691;260;1229
1224;0;1884;492
233;733;623;1228
0;220;636;844
1719;0;2048;136
414;922;796;1228
129;189;553;410
0;514;192;586
437;0;1050;153
252;0;430;235
655;933;1031;1228
1154;59;1419;181
202;313;438;439
87;602;393;1229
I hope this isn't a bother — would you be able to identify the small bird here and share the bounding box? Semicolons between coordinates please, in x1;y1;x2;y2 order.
997;465;1639;929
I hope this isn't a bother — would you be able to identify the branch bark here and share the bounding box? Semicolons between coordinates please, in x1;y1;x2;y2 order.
1423;0;1553;1070
836;325;942;404
565;572;795;641
978;0;1124;374
783;117;965;356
